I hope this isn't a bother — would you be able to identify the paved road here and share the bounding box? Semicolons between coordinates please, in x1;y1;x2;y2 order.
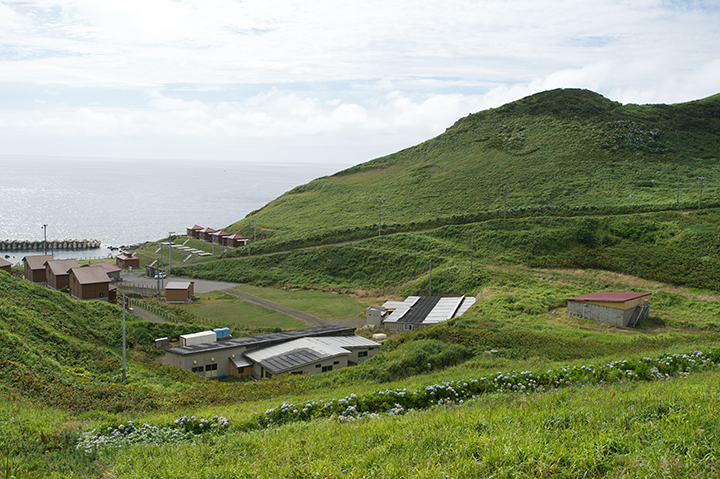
222;288;328;327
119;271;328;327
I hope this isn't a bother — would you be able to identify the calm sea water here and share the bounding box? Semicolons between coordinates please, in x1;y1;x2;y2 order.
0;157;346;263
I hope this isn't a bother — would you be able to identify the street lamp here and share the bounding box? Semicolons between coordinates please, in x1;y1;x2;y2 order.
168;232;175;272
42;224;48;255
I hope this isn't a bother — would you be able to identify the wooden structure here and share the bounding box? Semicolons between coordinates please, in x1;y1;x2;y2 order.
116;253;140;269
567;292;651;328
225;234;248;248
165;281;195;304
186;225;203;238
84;261;121;282
198;227;216;242
380;296;477;332
68;265;111;301
23;255;54;284
45;259;79;290
211;230;231;245
0;258;12;273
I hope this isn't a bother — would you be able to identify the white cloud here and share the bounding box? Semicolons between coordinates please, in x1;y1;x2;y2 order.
0;0;717;162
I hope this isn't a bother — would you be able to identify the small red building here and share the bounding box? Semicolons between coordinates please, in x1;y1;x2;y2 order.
225;234;248;248
198;227;216;242
186;225;203;238
69;266;111;301
116;253;140;269
211;230;231;245
45;259;79;290
23;255;54;284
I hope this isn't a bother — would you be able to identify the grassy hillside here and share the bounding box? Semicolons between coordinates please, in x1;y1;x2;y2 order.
226;89;720;242
181;208;720;292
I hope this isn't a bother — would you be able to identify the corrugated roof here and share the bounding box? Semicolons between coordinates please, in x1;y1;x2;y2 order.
244;337;351;374
310;336;381;349
187;225;203;230
423;296;465;324
0;258;12;268
230;356;252;368
568;292;651;302
226;234;247;240
381;297;420;323
24;255;54;270
70;265;110;285
116;253;137;261
46;259;79;276
165;325;355;356
398;296;441;324
453;297;476;317
166;281;193;290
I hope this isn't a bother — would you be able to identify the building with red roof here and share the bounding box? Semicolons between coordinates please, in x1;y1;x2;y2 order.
567;292;651;328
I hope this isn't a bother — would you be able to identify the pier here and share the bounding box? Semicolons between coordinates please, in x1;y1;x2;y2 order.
0;239;101;251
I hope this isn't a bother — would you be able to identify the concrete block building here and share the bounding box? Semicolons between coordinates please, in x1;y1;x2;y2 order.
163;326;380;379
567;292;651;328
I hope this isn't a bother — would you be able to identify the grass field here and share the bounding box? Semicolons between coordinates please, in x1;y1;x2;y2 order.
182;290;307;330
232;284;378;320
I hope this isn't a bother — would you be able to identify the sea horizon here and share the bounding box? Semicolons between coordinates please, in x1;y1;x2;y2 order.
0;156;349;263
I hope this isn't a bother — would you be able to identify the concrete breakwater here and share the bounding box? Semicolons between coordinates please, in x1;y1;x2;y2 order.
0;239;101;251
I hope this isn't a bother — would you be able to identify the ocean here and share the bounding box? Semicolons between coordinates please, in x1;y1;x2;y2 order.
0;157;347;263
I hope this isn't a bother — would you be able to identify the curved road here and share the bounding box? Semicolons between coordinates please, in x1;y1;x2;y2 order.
119;271;328;327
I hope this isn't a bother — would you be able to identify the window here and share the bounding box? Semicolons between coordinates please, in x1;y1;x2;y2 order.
315;364;321;368
333;360;339;365
290;371;303;375
205;363;218;378
191;366;203;375
99;292;104;297
358;351;368;358
404;324;414;331
321;365;333;373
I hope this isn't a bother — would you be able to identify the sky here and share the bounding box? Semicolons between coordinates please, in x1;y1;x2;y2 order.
0;0;719;166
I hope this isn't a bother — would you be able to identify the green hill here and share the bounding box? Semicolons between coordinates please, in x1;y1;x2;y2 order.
226;89;720;242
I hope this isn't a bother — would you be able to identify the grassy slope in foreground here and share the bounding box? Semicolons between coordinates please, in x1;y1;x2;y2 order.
226;89;720;241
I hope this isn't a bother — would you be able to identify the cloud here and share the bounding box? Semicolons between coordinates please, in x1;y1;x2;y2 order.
0;0;717;162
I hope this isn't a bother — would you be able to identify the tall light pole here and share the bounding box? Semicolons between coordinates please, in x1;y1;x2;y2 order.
42;224;48;255
698;176;707;210
122;294;127;382
429;257;432;296
168;232;175;273
503;186;511;223
378;199;383;236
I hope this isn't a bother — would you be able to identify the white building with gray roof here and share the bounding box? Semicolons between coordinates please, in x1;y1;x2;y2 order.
163;326;380;379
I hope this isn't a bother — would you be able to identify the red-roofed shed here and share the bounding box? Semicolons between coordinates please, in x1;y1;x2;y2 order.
225;234;248;248
567;292;651;328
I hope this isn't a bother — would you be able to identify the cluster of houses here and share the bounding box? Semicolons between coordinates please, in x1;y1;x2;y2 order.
163;325;381;380
20;254;122;302
186;225;248;248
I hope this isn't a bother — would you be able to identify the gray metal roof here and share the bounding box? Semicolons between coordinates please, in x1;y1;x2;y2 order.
165;325;355;356
244;337;352;374
383;296;476;326
230;356;252;368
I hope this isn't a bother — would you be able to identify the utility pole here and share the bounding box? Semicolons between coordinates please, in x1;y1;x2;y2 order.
253;220;257;243
122;294;127;382
698;176;707;210
378;199;383;237
42;224;48;255
503;186;510;223
429;258;433;296
470;232;474;270
168;232;174;273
